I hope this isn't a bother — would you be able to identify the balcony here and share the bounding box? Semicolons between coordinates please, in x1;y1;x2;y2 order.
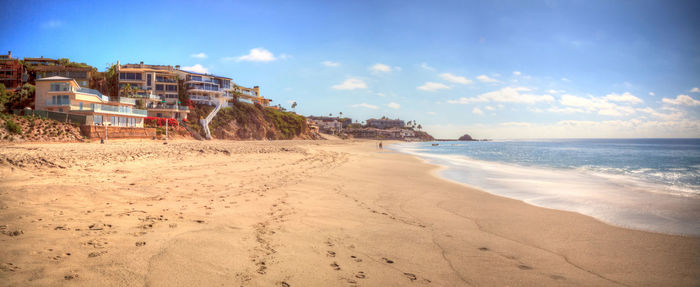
185;77;221;85
146;103;190;111
117;97;136;105
70;103;147;116
46;99;71;106
156;77;177;83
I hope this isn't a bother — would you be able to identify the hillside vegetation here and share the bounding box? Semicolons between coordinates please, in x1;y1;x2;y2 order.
188;101;319;140
0;113;83;142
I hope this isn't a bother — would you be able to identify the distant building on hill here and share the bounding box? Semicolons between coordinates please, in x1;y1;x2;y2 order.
233;84;273;107
0;51;25;90
34;76;147;127
117;61;189;120
366;118;405;129
307;116;352;134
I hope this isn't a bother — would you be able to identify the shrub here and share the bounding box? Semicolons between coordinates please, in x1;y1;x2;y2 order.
144;117;178;128
5;119;22;135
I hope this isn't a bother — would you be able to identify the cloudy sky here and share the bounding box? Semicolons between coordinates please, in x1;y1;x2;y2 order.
2;0;699;138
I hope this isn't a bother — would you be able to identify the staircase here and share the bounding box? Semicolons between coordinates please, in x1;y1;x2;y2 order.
200;99;223;140
180;120;203;140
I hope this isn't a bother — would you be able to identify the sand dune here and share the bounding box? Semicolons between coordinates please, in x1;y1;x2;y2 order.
0;139;697;286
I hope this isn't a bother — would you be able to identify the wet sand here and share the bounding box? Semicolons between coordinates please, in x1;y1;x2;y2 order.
0;139;698;286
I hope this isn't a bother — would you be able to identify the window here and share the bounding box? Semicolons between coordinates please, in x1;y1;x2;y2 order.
119;73;142;80
111;116;117;126
156;84;164;91
94;115;103;125
50;83;69;91
166;85;177;91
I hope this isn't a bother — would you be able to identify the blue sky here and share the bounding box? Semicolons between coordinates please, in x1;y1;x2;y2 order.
2;0;699;138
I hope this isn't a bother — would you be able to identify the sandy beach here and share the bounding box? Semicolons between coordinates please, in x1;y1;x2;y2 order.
0;139;698;286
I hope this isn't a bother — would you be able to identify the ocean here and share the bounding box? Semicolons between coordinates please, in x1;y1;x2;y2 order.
392;139;700;236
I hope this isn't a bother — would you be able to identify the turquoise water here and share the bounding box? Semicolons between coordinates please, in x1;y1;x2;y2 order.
392;139;700;236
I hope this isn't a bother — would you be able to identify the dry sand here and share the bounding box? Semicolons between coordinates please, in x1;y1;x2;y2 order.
0;139;698;286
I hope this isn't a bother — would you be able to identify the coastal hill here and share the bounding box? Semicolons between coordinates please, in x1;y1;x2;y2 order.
187;101;320;140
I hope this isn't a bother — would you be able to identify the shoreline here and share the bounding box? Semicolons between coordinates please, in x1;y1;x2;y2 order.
0;139;697;286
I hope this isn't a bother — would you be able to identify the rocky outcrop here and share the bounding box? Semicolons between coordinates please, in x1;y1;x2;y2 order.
458;134;474;141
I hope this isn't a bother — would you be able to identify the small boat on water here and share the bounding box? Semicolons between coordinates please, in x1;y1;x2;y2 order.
431;143;439;146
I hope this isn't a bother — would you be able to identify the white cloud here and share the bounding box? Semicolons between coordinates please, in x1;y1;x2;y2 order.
548;106;586;114
439;73;472;85
332;78;367;90
500;122;532;127
662;95;700;106
690;87;700;93
427;111;436;115
370;63;399;73
420;62;436;71
190;52;207;59
477;75;499;83
376;93;386;97
484;106;495;111
351;103;378;109
637;107;683;121
472;107;484;115
649;92;655;96
547;89;566;94
235;48;277;62
447;87;554;105
603;92;643;104
387;102;401;109
180;64;208;74
513;71;521;76
561;77;571;82
41;20;63;29
417;82;450;92
560;94;635;117
322;61;340;67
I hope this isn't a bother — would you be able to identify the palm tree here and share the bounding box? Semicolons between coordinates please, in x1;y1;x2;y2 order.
291;101;297;111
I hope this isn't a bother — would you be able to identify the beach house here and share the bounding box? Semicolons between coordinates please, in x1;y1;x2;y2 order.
175;68;232;106
233;84;274;107
117;62;189;120
0;51;24;90
366;118;405;129
24;57;93;87
35;76;147;127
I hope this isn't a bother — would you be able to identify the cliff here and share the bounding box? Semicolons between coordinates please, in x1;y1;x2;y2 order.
188;101;321;140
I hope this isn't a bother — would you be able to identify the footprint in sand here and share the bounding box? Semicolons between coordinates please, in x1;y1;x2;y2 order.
135;241;146;247
330;262;341;270
355;271;367;279
518;264;533;270
478;247;489;251
404;273;417;281
350;255;362;262
382;257;394;264
327;251;336;257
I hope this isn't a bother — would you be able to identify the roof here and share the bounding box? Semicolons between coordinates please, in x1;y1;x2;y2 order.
177;69;232;80
36;76;74;81
24;57;59;62
32;65;92;71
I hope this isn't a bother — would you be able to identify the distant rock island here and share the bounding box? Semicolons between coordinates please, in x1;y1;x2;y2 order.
458;134;474;141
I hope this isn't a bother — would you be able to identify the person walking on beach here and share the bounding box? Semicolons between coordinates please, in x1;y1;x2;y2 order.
379;141;383;149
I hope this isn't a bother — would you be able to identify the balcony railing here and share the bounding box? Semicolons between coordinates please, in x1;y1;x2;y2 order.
70;103;147;116
156;78;177;83
147;103;190;111
46;99;71;106
118;97;136;105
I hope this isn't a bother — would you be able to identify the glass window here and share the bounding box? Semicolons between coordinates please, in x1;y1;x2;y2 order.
166;85;177;91
94;115;102;125
156;84;164;91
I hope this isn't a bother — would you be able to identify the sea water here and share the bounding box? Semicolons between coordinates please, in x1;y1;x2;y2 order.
392;139;700;236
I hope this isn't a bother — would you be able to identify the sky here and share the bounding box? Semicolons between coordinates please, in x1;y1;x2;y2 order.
2;0;700;138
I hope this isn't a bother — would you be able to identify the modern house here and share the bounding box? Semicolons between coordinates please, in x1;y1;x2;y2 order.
0;51;24;90
307;116;352;134
24;56;94;87
175;68;232;107
35;76;147;127
117;61;189;120
233;84;273;107
366;118;405;129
